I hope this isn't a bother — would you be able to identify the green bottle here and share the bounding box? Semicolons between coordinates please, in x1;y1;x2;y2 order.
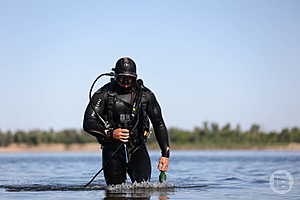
159;171;167;183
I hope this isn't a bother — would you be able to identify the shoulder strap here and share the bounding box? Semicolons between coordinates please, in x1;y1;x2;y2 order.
106;92;116;127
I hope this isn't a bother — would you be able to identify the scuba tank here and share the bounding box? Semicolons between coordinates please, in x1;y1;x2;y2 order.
158;161;167;183
159;171;167;183
158;157;167;183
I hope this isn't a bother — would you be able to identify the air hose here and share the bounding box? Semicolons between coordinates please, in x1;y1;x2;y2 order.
88;72;114;129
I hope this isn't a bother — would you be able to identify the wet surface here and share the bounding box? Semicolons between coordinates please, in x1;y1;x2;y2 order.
0;151;299;199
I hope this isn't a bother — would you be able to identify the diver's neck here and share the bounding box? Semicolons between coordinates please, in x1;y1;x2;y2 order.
115;83;136;94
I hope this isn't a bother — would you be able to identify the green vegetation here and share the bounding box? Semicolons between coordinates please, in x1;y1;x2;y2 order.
0;122;300;148
0;129;96;147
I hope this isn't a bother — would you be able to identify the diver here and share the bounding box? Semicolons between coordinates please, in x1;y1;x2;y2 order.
83;57;170;185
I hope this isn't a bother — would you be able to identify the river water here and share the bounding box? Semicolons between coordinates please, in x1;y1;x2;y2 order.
0;150;299;200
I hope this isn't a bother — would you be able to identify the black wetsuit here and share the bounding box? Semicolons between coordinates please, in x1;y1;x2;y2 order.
83;81;169;185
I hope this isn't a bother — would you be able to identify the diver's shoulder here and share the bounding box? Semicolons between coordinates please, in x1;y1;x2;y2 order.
142;85;152;94
140;82;157;101
95;82;115;94
140;81;152;94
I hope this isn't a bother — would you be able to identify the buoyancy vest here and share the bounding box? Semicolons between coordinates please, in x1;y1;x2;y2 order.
106;81;150;146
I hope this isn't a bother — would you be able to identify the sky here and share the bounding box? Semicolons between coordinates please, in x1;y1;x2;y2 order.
0;0;299;132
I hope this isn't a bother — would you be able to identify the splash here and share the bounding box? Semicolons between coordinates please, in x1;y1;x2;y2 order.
1;182;175;192
1;182;209;192
106;182;175;193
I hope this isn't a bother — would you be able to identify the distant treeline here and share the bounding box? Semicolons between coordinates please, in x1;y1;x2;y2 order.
163;122;300;148
0;122;300;147
0;129;95;147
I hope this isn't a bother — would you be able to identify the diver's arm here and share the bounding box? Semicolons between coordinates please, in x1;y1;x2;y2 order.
146;92;170;158
83;91;111;138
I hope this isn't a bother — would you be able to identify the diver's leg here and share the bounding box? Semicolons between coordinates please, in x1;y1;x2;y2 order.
127;145;151;183
102;144;127;185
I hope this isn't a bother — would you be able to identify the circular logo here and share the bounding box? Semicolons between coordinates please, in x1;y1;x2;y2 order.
270;170;294;194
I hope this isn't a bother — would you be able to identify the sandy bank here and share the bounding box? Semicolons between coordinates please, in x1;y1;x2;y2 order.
1;143;300;153
0;143;101;153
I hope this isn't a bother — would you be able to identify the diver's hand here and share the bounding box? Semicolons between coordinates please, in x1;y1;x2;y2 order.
112;128;129;143
157;157;169;171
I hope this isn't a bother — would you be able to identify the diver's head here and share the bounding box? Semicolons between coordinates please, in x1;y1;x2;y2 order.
113;57;137;89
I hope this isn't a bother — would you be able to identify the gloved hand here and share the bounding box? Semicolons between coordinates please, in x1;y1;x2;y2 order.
112;128;129;142
157;157;169;171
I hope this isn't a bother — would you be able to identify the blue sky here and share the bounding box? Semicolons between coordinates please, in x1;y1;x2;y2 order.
0;0;299;132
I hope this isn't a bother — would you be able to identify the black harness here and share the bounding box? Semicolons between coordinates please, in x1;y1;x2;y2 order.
106;80;150;146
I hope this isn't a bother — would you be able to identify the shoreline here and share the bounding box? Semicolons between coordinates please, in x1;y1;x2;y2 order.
0;143;300;153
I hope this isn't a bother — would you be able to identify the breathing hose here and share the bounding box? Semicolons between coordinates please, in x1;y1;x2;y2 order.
88;72;114;129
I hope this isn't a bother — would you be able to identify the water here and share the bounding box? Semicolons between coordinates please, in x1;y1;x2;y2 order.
0;150;299;199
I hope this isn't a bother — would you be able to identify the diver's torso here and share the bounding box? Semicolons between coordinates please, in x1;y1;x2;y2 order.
112;92;136;130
